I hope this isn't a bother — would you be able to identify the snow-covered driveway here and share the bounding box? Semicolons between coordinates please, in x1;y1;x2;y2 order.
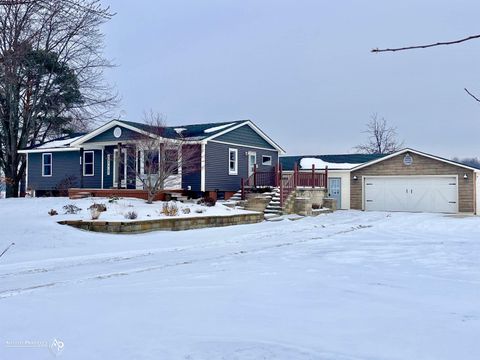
1;198;479;360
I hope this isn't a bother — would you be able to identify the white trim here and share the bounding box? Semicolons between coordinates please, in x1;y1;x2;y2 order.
42;153;53;177
351;148;480;172
25;153;29;191
262;155;272;166
71;120;157;146
247;151;256;177
204;121;286;153
201;143;206;191
113;148;127;188
208;139;279;152
101;148;104;189
83;151;95;177
228;148;238;175
18;147;80;154
362;175;459;213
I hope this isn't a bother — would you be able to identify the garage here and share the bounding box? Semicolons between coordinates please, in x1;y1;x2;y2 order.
364;176;458;213
350;148;480;214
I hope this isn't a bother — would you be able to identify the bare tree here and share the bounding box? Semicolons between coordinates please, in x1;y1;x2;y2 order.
355;114;404;154
0;0;117;197
372;33;480;103
126;112;200;204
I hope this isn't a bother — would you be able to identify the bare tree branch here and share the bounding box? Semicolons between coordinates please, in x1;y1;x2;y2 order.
372;34;480;53
464;88;480;103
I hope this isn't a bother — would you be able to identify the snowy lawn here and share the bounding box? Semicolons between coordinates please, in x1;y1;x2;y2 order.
0;198;479;360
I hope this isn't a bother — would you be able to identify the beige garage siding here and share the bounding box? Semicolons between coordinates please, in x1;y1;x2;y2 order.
350;152;476;213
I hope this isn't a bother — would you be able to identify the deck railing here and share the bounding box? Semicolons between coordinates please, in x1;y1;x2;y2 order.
241;163;328;206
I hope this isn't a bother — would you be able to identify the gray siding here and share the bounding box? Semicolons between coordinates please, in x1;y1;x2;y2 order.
28;151;81;191
213;124;276;150
205;142;278;191
84;125;141;143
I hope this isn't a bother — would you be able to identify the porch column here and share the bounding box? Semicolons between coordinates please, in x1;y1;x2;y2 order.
116;142;122;189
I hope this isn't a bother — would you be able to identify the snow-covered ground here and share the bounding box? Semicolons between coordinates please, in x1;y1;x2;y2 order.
33;197;254;222
1;198;479;360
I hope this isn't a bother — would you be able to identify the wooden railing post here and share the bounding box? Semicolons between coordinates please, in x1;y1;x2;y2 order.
325;165;328;189
294;162;298;188
241;178;245;200
278;164;282;188
280;175;284;206
312;163;315;188
253;163;257;187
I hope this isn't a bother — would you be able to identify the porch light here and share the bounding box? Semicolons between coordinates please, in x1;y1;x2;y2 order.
463;173;468;180
353;175;358;181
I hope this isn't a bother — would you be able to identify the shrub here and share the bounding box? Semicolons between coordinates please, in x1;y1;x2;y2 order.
161;202;179;216
199;196;216;207
89;203;107;212
108;196;119;203
90;208;101;220
182;207;191;214
63;204;82;214
312;204;320;210
124;211;138;220
48;209;58;216
195;208;206;214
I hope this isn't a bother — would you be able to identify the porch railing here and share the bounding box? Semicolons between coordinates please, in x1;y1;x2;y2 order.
240;163;328;207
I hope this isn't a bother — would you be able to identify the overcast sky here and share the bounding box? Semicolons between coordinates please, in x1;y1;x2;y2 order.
101;0;480;158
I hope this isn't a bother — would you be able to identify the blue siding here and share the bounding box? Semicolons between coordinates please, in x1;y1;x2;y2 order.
84;125;141;143
213;124;276;150
28;151;81;191
81;150;102;188
181;144;201;191
103;146;114;188
205;142;278;191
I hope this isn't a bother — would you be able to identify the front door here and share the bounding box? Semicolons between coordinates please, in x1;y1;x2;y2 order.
328;177;342;209
248;152;257;177
113;148;127;188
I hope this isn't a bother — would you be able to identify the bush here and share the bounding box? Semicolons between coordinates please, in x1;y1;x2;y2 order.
182;207;191;214
124;210;138;220
199;196;216;207
63;204;82;214
312;204;320;210
161;202;178;216
90;208;101;220
108;196;119;203
48;209;58;216
89;203;107;212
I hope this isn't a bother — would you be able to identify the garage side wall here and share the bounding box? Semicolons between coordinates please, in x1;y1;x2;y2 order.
350;153;475;212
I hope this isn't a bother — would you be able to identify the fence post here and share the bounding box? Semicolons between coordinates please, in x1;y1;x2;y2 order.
294;162;298;187
312;163;315;188
280;174;284;207
253;163;257;187
241;178;245;200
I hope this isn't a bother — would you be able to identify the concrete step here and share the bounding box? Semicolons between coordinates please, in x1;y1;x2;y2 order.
264;209;282;214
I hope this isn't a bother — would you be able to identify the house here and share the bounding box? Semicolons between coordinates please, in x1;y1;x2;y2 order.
281;148;480;214
19;119;285;200
279;153;385;209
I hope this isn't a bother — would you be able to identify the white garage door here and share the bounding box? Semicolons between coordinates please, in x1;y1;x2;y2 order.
364;176;458;213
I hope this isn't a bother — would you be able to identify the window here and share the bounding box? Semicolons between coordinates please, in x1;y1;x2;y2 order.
83;151;95;176
262;155;272;166
143;150;159;174
228;148;238;175
42;153;52;177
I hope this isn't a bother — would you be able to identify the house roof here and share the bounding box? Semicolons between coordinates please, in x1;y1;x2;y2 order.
21;133;87;151
351;148;480;172
280;154;386;171
119;119;246;140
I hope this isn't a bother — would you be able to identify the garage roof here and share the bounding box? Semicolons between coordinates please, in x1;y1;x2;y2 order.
280;154;386;171
351;148;480;172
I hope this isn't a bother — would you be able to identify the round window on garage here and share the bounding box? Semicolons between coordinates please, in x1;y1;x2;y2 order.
403;154;413;166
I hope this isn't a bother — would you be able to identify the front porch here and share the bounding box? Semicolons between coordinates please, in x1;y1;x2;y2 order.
241;163;329;207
